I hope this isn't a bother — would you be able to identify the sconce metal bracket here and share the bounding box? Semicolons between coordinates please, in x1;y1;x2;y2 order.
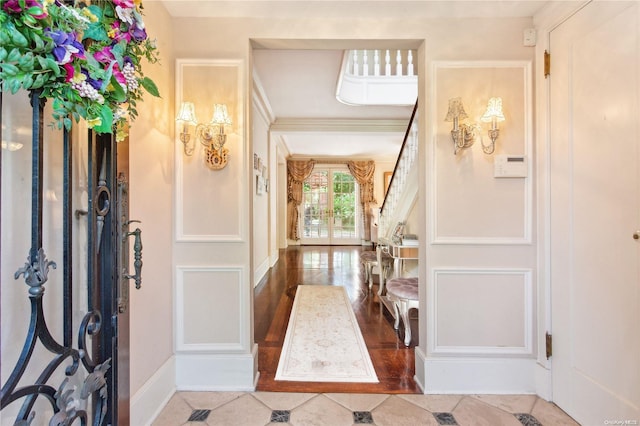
452;123;479;155
205;146;229;170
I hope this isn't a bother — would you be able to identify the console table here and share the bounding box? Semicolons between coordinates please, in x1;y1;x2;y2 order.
377;238;419;321
379;238;419;278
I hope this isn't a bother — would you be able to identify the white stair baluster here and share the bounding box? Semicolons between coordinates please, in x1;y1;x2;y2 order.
363;50;369;76
385;50;391;76
396;50;402;76
352;50;359;76
407;50;414;76
374;50;380;76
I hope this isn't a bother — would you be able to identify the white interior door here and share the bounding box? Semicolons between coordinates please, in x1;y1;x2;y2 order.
549;2;640;423
300;167;360;245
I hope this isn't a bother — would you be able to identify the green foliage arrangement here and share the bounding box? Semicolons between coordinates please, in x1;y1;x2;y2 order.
0;0;160;141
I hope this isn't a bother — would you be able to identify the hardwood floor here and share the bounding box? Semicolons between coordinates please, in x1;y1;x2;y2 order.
254;245;420;394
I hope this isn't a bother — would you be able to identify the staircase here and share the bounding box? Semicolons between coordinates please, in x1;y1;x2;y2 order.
378;101;419;239
335;50;419;238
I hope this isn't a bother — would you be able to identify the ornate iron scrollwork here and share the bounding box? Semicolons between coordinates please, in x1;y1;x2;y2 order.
14;248;57;296
1;92;113;425
49;358;111;426
2;248;110;425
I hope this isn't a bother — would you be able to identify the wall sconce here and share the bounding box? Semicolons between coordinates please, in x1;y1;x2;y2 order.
175;102;232;170
445;97;478;155
175;102;198;155
480;97;505;154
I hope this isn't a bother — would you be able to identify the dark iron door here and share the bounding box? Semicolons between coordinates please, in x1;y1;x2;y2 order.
1;90;140;425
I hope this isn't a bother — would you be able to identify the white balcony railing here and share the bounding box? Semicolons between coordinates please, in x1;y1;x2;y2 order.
336;49;418;106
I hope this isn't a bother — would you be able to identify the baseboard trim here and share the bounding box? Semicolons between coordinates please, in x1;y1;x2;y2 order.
534;361;552;401
417;354;538;394
414;346;427;393
270;251;279;267
254;258;270;287
131;356;176;426
175;344;258;391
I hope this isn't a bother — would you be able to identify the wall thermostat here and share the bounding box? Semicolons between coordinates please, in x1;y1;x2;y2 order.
494;155;528;178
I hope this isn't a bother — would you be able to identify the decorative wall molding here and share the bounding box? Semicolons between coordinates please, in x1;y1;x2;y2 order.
175;265;248;352
429;268;533;356
430;60;533;245
175;58;246;242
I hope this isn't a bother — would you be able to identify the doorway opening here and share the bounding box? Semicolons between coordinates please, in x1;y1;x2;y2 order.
250;39;423;393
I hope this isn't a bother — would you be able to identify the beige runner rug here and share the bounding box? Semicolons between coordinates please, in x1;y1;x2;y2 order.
275;285;378;383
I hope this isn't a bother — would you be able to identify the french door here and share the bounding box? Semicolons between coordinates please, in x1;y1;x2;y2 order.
549;1;640;423
300;167;360;245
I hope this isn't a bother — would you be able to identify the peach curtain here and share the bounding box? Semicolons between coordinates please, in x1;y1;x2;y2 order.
347;160;376;241
287;159;316;240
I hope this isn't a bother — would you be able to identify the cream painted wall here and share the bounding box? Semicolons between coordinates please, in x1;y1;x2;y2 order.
374;160;396;209
252;103;270;285
128;0;175;403
277;158;288;249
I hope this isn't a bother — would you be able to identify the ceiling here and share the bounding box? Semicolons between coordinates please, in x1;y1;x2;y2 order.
252;49;414;160
161;1;552;159
161;1;550;20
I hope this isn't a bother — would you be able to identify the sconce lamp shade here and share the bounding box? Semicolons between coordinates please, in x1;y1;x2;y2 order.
481;97;505;122
445;97;468;121
176;102;198;125
211;104;232;126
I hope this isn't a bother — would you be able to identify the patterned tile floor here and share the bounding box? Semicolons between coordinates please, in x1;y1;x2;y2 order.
152;392;580;425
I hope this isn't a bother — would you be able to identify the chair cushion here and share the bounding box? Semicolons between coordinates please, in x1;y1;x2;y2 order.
386;277;419;300
360;251;377;262
379;251;393;260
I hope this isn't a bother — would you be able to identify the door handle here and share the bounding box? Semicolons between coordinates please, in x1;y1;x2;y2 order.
116;174;143;313
118;220;143;313
124;221;143;289
634;231;640;240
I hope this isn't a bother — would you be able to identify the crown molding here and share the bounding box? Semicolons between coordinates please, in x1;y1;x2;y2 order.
252;70;275;124
271;117;408;133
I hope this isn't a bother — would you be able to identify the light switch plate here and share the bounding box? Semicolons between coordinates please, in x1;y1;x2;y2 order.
524;28;537;46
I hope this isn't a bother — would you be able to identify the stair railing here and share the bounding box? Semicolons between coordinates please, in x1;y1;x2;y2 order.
379;100;419;237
